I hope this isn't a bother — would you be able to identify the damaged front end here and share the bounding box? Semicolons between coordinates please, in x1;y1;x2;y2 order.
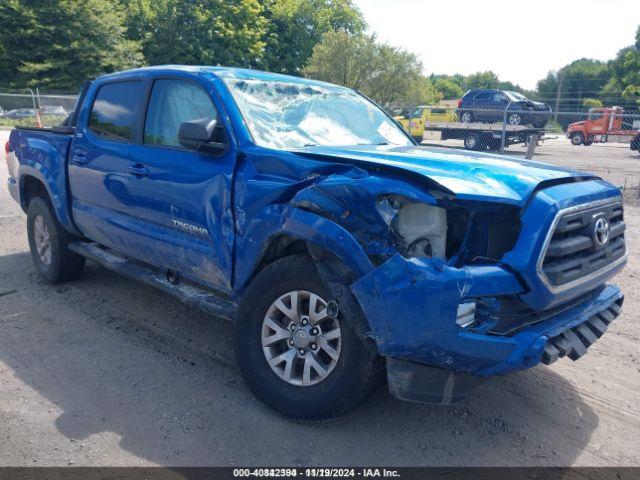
346;192;623;405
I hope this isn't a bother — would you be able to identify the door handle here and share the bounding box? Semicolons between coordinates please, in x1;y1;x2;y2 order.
70;154;88;165
127;164;150;178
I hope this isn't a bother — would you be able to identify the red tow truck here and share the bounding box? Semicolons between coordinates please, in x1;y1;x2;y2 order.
567;107;638;146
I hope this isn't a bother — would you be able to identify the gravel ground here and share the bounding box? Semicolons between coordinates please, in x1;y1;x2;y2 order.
0;129;639;466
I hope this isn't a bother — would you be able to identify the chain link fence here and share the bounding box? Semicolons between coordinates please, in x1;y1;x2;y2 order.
0;90;78;128
2;89;640;202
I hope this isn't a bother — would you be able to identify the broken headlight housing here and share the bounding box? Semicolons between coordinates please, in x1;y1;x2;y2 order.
377;195;448;258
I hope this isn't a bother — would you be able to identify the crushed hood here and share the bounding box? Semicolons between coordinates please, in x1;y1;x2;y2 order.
292;145;596;207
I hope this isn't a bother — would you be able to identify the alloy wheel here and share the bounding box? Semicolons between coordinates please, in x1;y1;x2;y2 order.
261;290;342;387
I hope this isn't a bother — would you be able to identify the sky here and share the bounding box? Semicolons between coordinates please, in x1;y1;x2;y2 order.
352;0;639;90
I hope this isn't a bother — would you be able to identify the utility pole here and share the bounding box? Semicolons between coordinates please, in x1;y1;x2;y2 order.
554;73;563;122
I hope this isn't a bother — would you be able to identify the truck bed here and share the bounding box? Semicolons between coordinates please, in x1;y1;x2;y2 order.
15;125;75;135
8;126;77;232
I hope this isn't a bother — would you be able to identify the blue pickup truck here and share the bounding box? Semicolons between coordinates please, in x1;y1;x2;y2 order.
6;66;627;419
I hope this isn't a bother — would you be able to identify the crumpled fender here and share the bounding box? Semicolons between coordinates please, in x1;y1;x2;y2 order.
350;254;526;372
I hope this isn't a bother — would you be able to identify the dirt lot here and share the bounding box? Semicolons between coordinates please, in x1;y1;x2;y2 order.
0;129;639;466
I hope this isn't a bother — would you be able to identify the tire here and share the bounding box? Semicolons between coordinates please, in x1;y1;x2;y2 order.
570;132;585;146
235;254;382;420
464;133;482;151
508;112;522;126
459;111;473;123
27;196;85;283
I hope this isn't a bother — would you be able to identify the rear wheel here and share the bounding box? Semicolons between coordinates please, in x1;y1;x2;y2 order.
464;133;482;150
508;112;522;126
570;132;584;146
235;255;382;420
460;111;473;123
27;197;85;283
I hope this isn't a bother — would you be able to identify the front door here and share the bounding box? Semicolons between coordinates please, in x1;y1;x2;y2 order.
124;77;236;292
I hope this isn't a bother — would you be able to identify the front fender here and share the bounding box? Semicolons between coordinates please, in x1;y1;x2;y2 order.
233;206;374;292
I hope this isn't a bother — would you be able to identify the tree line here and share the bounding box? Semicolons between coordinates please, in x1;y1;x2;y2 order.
0;0;638;112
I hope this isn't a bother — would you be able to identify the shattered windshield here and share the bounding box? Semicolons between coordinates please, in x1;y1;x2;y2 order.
223;78;412;149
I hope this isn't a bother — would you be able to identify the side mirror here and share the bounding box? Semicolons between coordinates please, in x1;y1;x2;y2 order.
178;117;225;154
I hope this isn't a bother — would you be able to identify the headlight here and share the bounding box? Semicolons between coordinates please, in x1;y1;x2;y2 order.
377;195;447;258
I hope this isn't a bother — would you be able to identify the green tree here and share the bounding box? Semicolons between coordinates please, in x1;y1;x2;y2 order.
0;0;143;89
536;59;609;112
603;25;640;108
433;78;464;99
262;0;365;74
463;71;499;90
302;30;376;91
582;98;603;108
126;0;267;68
303;30;439;107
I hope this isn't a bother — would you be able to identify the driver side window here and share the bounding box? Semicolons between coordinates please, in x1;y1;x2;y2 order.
144;79;218;148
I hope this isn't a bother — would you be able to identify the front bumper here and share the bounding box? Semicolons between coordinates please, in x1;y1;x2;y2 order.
351;254;623;379
386;288;622;405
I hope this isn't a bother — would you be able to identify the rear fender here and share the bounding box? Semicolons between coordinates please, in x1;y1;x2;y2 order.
13;129;79;235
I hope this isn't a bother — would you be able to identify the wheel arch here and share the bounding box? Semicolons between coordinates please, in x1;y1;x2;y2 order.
20;173;50;211
235;208;376;337
236;208;375;293
18;167;81;236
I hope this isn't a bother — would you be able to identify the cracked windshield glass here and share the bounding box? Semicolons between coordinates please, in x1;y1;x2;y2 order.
223;78;412;149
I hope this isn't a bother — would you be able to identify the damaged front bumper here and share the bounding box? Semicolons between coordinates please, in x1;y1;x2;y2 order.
351;254;623;404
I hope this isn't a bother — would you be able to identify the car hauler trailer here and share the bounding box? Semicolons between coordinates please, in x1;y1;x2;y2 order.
419;121;546;151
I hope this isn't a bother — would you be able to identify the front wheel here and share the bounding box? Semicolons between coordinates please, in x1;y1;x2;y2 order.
27;197;85;283
570;132;584;146
235;255;382;420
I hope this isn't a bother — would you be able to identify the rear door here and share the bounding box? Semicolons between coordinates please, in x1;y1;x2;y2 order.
69;79;145;250
472;91;493;122
123;76;236;292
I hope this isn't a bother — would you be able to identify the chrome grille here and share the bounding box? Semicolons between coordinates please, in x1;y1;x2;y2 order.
538;199;626;291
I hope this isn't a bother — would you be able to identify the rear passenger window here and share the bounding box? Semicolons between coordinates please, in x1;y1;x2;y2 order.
89;82;142;141
144;79;218;148
474;92;492;101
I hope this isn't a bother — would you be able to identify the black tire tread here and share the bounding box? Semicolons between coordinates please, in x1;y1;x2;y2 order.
235;254;383;420
27;196;85;283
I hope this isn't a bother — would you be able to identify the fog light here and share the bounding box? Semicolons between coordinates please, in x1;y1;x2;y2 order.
456;302;476;328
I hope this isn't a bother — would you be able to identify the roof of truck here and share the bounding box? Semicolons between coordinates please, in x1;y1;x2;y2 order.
97;65;340;89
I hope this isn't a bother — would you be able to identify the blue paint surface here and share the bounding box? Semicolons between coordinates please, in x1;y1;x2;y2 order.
7;65;626;379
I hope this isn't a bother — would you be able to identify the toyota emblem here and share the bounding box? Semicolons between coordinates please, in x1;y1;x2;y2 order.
593;217;610;247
